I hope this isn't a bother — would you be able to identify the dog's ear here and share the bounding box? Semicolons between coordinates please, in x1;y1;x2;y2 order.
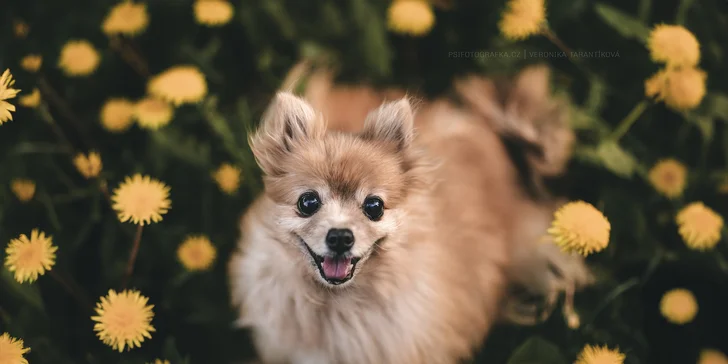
249;92;325;176
506;65;551;122
360;97;414;151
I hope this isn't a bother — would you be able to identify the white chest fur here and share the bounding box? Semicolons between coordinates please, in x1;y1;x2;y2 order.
229;232;454;364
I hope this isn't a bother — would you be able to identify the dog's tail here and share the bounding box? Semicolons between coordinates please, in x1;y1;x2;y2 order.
302;68;408;133
454;66;594;327
454;65;575;199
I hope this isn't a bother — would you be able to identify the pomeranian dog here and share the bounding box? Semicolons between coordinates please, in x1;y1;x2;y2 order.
228;65;593;364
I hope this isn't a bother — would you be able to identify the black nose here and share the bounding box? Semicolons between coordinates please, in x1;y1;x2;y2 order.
325;228;355;254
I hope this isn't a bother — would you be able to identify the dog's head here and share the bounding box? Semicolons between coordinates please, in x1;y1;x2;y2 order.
250;92;427;288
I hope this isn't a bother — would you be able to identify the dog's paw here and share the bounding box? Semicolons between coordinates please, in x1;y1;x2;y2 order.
502;242;594;327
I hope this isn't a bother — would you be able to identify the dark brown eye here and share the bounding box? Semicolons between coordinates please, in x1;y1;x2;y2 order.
362;196;384;221
297;191;321;217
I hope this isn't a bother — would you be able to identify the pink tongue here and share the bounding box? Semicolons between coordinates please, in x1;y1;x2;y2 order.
322;256;352;280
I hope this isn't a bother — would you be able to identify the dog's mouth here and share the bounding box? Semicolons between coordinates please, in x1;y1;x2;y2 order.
299;238;361;285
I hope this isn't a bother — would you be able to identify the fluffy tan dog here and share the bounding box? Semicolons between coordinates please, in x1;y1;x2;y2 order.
228;65;592;364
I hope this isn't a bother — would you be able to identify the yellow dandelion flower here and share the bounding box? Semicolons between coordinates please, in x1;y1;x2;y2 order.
177;235;217;271
699;349;728;364
660;288;698;324
548;201;611;256
102;1;149;36
648;24;700;68
676;202;723;251
18;88;41;108
100;98;135;133
0;333;30;364
648;159;687;199
147;66;207;106
58;40;101;77
4;229;58;284
134;97;174;129
213;163;242;194
91;289;155;352
664;67;707;110
194;0;235;26
499;0;546;40
387;0;435;36
574;344;625;364
148;360;171;364
10;179;35;202
74;151;103;179
20;54;42;73
645;67;707;110
111;174;171;226
1;69;21;125
644;69;668;99
14;20;29;39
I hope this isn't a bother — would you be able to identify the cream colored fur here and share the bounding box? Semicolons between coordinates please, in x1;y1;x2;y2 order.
228;65;592;364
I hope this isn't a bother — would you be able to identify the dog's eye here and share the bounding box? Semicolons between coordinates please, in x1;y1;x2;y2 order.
297;191;321;217
362;196;384;221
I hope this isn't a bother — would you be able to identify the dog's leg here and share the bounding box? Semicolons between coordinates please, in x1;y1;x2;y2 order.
454;66;593;327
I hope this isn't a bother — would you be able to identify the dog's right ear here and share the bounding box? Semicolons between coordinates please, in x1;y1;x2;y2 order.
249;92;325;176
360;97;415;151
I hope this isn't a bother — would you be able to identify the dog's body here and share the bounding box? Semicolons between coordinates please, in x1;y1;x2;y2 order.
229;66;591;364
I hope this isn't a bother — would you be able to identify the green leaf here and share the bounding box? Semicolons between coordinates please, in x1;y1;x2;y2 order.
704;92;728;122
684;112;714;145
181;37;222;65
320;1;346;37
27;337;74;364
257;47;274;71
150;128;211;169
38;191;63;232
163;337;190;364
676;0;697;25
723;128;728;167
638;0;652;21
69;218;96;252
506;336;567;364
594;3;651;43
261;0;296;40
200;97;251;168
573;145;602;164
570;107;599;130
1;268;45;313
351;0;392;77
99;217;125;282
180;38;224;84
585;75;608;114
596;141;638;178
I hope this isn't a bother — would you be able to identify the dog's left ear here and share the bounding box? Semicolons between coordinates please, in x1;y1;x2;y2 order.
360;98;414;151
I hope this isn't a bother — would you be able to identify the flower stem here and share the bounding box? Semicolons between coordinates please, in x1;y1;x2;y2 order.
542;26;573;58
38;101;116;215
37;103;74;155
49;270;93;312
109;36;151;79
610;100;650;141
37;76;95;151
99;179;113;206
541;27;591;76
122;224;144;289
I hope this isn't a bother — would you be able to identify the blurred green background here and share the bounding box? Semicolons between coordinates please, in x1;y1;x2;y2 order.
1;0;728;363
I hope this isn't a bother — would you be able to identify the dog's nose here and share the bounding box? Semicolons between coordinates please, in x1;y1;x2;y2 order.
325;228;355;254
